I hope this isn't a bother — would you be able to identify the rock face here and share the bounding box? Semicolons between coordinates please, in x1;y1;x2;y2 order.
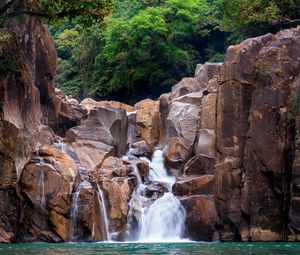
2;12;300;243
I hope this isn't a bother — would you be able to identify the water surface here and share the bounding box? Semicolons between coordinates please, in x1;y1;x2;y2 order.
0;242;299;255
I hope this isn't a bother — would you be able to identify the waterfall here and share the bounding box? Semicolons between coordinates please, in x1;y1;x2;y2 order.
139;193;186;241
56;141;111;241
38;158;46;210
95;183;111;241
125;149;186;242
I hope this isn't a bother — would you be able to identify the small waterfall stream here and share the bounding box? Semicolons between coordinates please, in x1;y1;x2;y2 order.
54;139;111;241
125;149;186;242
38;158;46;210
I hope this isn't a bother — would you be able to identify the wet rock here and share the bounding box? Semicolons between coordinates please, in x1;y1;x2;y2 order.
97;156;131;180
173;175;215;196
144;183;168;200
181;195;219;241
102;177;132;234
184;155;215;175
165;137;193;176
130;141;152;158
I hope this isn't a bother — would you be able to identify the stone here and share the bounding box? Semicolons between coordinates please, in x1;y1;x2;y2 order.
173;175;215;196
170;78;204;100
66;106;128;157
184;155;215;175
181;195;219;241
194;62;222;84
134;99;160;146
130;141;152;158
102;177;132;234
165;137;193;176
97;156;131;180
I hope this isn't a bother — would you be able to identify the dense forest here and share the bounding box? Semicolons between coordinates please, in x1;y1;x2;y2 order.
1;0;300;102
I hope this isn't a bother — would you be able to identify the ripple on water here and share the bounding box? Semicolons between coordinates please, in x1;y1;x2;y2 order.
0;242;300;255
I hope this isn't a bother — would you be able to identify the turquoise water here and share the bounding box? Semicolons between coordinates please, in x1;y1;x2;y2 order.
0;242;299;255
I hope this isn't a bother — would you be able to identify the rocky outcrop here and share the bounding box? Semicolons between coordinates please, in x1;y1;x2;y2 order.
2;11;300;243
66;106;128;157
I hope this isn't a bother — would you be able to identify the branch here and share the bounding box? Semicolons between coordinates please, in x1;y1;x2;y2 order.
0;0;18;15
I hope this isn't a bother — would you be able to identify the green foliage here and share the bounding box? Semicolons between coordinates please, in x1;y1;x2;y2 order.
0;0;114;27
53;0;300;100
55;0;221;99
0;29;17;74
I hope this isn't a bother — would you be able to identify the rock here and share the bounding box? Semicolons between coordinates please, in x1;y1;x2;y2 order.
173;175;215;196
130;141;152;158
195;129;216;157
80;99;135;113
170;78;204;99
134;99;160;146
102;177;132;234
199;93;218;130
165;137;193;176
194;62;222;84
184;155;215;175
144;183;168;200
20;145;78;241
127;111;139;146
181;195;219;241
97;156;131;180
71;140;115;172
66;106;128;157
44;89;87;137
166;92;202;144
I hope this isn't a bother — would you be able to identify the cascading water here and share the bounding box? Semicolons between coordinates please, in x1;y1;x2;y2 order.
38;158;46;210
125;149;186;242
55;139;111;241
95;183;111;241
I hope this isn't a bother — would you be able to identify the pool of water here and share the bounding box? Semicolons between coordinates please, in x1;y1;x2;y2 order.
0;242;299;255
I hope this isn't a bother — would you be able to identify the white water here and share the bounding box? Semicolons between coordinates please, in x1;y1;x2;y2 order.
38;158;46;210
95;183;111;241
139;192;186;241
125;149;186;242
56;139;111;241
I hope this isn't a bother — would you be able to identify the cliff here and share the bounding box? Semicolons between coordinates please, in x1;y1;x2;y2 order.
1;14;300;242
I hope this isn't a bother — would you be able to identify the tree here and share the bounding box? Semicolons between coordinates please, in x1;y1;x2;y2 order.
0;0;114;26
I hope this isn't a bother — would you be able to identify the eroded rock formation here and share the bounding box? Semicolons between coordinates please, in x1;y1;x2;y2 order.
1;13;300;243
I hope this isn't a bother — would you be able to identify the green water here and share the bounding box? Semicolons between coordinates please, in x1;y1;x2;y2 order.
0;242;299;255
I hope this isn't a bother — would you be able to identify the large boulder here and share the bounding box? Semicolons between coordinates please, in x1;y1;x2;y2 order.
194;62;222;84
66;106;128;157
165;137;193;176
20;145;78;241
134;99;160;147
181;195;219;241
166;92;203;145
173;175;215;196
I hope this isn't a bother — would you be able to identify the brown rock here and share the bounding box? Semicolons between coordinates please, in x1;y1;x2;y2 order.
184;155;215;175
102;177;132;233
134;99;160;147
181;195;219;241
97;157;130;180
173;175;215;196
165;137;193;176
66;106;128;157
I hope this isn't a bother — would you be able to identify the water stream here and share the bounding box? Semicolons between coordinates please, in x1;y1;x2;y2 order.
54;140;111;241
37;158;46;210
124;149;186;242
